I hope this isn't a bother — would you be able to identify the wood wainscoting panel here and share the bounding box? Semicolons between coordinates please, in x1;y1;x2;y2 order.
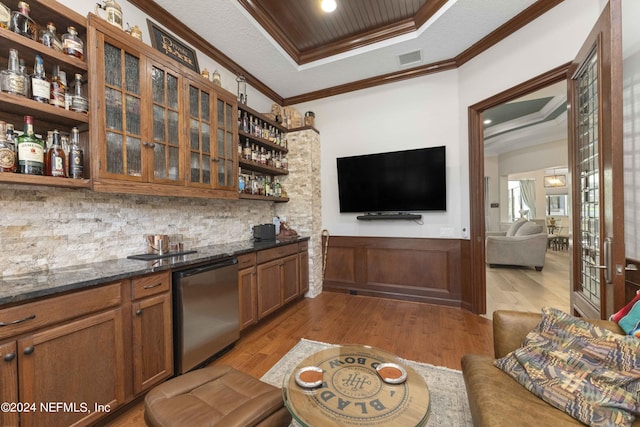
323;236;466;307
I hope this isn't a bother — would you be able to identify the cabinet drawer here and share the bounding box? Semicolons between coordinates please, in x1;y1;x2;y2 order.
298;241;308;251
237;253;256;270
0;283;122;340
257;244;298;264
132;272;170;300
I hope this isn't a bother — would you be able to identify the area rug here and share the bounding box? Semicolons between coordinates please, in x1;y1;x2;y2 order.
261;338;473;426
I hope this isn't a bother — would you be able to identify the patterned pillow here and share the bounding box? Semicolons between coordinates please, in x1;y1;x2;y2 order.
495;307;640;427
612;293;640;338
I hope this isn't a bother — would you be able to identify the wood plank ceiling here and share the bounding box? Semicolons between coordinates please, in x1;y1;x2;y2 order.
238;0;448;64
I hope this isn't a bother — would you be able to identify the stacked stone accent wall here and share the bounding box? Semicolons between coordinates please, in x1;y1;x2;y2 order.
0;185;275;277
276;128;322;297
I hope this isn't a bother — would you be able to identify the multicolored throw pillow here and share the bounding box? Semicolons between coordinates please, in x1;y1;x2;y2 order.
495;307;640;427
611;293;640;338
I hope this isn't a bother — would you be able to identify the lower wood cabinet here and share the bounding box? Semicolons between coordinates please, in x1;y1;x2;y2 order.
131;272;173;395
0;271;173;426
239;241;309;329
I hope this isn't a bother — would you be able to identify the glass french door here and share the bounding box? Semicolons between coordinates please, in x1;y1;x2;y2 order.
569;0;625;319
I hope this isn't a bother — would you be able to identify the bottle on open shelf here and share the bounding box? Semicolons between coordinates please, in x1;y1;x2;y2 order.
9;1;37;41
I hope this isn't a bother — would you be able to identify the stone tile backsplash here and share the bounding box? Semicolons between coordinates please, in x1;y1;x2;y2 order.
0;185;276;277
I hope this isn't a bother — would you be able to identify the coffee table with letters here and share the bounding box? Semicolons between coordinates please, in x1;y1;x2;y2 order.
282;345;430;427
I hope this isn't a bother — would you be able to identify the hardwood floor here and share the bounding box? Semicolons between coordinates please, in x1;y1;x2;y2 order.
485;247;571;318
103;292;494;426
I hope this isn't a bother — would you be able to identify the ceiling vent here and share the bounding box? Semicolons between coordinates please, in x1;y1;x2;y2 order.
397;50;422;67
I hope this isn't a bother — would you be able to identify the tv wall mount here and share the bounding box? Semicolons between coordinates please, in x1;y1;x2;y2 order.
356;213;423;221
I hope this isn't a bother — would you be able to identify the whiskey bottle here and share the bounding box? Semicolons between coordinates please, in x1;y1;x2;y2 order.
68;127;84;179
50;65;66;109
6;123;17;169
274;179;282;198
62;27;84;60
243;138;251;160
0;121;16;173
45;129;66;177
0;48;25;96
238;168;245;194
71;73;88;113
31;55;50;104
17;116;44;175
9;2;37;40
41;22;63;52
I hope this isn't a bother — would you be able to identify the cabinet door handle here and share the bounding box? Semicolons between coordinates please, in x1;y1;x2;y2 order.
211;158;219;162
143;141;149;147
143;282;162;289
3;353;15;362
149;143;156;148
23;346;34;355
0;314;36;327
136;309;142;316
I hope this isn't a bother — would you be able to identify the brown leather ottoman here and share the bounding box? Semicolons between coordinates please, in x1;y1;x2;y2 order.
144;365;292;427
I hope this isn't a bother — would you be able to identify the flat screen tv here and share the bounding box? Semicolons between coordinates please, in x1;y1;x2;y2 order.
336;146;446;213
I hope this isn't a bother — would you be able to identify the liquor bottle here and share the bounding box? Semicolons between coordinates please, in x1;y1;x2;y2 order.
60;71;72;110
45;129;66;177
31;55;50;104
62;27;84;60
243;138;251;160
251;143;258;162
281;153;288;170
50;65;66;109
0;121;16;173
71;74;88;113
275;152;282;169
6;123;17;170
0;2;9;29
0;48;25;96
41;22;63;52
238;168;245;194
274;179;282;198
17;116;44;175
18;58;30;98
68;127;84;179
9;2;37;40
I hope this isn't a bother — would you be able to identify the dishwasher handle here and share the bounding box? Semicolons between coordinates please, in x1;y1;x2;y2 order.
174;258;238;279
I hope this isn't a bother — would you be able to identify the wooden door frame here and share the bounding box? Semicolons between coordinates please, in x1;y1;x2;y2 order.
467;63;571;314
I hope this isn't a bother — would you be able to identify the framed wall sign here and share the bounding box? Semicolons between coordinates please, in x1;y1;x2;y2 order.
147;20;199;73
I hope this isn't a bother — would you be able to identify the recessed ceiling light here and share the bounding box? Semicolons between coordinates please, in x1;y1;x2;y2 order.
321;0;337;13
484;119;492;125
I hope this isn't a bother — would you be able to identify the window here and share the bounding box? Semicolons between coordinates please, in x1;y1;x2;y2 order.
546;194;568;216
508;181;523;222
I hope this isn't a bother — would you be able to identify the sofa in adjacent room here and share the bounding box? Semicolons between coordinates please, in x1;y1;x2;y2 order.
485;218;548;271
461;310;640;427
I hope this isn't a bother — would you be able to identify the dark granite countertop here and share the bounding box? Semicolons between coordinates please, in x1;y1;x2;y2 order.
0;237;309;307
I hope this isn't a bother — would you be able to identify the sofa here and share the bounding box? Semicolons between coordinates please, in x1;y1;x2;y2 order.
485;218;548;271
461;310;640;427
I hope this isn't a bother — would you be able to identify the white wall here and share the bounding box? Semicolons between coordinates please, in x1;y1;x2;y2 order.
295;70;461;238
296;0;602;239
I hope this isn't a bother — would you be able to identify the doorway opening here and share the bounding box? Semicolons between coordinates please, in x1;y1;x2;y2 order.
468;63;571;315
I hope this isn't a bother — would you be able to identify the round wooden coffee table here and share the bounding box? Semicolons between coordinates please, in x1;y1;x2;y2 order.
283;345;430;427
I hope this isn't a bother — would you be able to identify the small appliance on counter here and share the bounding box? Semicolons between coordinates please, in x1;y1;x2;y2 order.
253;224;275;241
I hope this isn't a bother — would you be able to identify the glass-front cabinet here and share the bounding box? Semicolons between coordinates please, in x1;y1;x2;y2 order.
89;16;236;198
186;80;237;191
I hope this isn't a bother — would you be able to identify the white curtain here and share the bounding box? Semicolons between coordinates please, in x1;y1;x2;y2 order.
519;179;536;219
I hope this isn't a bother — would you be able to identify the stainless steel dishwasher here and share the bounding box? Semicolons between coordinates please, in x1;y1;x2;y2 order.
172;257;239;374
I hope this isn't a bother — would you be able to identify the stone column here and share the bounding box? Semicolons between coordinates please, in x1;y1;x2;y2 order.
275;128;322;297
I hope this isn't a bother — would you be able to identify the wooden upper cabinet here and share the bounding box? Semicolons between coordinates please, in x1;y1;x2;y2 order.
185;79;237;191
88;16;237;199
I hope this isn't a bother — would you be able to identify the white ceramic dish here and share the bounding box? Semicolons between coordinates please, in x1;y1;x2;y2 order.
375;362;407;384
295;366;324;388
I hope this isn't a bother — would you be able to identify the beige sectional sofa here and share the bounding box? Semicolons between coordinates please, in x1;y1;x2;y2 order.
485;218;548;271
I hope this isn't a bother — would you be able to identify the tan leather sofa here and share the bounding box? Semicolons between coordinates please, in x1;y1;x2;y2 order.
461;310;640;427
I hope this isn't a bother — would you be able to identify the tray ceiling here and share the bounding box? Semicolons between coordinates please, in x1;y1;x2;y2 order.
147;0;559;101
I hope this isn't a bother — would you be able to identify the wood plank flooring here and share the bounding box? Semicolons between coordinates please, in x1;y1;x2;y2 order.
485;247;571;318
103;292;494;426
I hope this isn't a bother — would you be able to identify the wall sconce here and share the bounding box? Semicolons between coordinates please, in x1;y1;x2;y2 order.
236;74;247;104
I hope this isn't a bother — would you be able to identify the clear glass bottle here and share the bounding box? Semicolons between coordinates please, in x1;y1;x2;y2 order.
45;129;66;177
274;178;282;198
68;127;83;179
9;1;37;40
71;73;88;113
49;64;65;109
238;168;245;194
18;58;30;98
30;54;50;104
0;48;25;96
17;115;44;175
0;121;17;173
41;22;63;52
62;26;84;60
0;2;10;29
60;70;72;110
6;123;17;171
